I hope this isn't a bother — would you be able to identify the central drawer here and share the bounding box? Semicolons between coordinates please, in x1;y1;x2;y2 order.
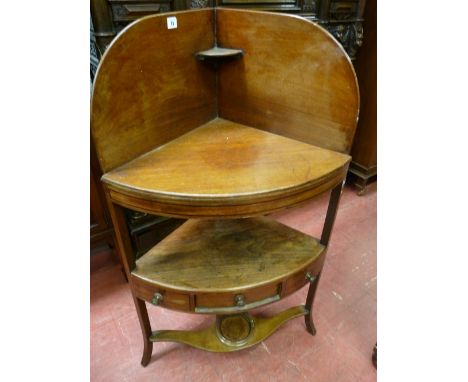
195;283;280;313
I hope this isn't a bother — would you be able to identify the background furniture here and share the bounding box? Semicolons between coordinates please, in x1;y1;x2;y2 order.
90;0;367;68
215;0;366;60
91;8;359;364
347;0;376;193
91;0;187;54
91;139;115;247
91;17;116;248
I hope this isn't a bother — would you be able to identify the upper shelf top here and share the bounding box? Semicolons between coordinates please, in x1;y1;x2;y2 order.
92;8;359;217
91;8;359;174
102;118;350;218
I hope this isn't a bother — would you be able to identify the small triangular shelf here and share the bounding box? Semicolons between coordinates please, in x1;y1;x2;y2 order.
196;46;243;59
195;46;243;64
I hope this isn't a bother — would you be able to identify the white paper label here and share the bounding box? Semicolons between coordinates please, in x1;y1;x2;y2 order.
167;17;177;29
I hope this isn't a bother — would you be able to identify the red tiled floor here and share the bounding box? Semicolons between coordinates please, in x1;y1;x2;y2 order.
91;182;377;381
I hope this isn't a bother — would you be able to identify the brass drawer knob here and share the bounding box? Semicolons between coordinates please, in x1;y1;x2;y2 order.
151;292;163;306
235;294;245;307
305;272;316;283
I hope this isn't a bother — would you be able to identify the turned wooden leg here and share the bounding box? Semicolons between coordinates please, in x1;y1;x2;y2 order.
133;296;153;366
304;272;321;335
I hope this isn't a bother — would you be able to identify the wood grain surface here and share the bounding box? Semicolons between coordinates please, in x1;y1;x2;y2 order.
102;118;350;210
106;169;345;218
90;9;357;364
196;46;244;59
132;217;325;293
149;306;308;352
91;9;216;173
216;8;360;154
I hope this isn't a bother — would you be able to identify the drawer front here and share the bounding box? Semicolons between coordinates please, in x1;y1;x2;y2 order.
195;283;280;313
329;1;359;15
282;251;326;297
109;1;171;23
132;249;326;314
132;277;191;311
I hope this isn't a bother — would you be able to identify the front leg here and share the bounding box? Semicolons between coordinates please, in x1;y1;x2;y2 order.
133;296;153;366
305;180;344;335
304;272;321;335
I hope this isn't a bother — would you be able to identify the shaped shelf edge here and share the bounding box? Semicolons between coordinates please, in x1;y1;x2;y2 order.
195;46;244;63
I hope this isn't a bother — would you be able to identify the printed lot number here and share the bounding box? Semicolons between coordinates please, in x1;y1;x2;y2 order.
167;17;177;29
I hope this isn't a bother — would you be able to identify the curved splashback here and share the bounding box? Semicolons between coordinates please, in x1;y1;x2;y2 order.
217;8;359;154
91;8;359;174
91;9;216;173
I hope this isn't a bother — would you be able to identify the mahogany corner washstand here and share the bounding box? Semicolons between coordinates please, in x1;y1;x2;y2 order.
91;8;359;366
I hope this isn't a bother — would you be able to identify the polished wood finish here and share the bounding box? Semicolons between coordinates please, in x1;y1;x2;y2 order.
217;9;359;154
305;179;344;334
133;296;153;366
105;197;136;277
214;0;366;60
90;0;186;55
150;306;308;352
92;9;359;173
134;218;324;292
90;0;187;259
105;187;153;365
131;218;325;313
91;9;216;173
91;9;359;364
107;170;346;218
102;118;350;217
304;271;321;335
348;0;376;194
320;180;344;246
195;46;244;60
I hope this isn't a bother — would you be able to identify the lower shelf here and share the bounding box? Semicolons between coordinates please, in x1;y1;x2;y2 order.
131;217;326;313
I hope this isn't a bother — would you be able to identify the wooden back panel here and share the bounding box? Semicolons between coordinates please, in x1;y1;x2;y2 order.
91;9;216;173
216;8;360;154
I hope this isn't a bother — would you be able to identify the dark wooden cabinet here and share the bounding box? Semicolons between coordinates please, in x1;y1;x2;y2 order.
90;171;112;243
215;0;366;60
91;0;187;54
91;140;114;247
126;212;185;259
347;0;376;193
92;0;367;60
